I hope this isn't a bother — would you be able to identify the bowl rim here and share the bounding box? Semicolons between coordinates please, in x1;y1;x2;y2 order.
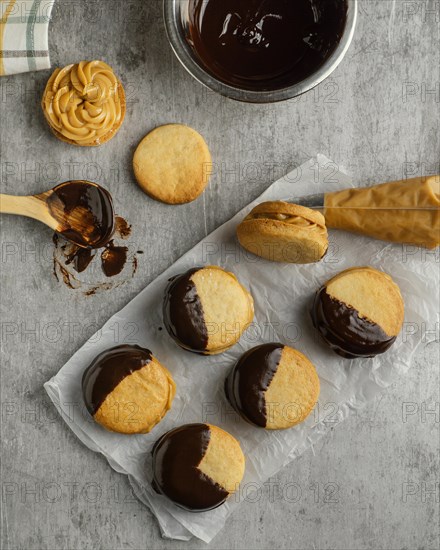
163;0;358;103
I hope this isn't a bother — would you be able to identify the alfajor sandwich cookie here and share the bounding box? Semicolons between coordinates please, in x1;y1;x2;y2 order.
225;343;320;429
237;201;328;263
163;266;254;355
82;345;175;434
152;423;245;512
311;267;405;358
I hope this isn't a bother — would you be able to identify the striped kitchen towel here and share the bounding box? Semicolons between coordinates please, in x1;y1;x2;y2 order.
0;0;55;76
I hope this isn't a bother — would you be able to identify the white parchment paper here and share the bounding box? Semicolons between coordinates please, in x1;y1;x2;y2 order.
44;156;439;543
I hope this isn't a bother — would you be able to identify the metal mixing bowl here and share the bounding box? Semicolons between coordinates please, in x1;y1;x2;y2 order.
163;0;357;103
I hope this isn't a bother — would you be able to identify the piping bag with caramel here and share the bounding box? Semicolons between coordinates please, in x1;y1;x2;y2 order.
293;176;439;248
323;176;440;248
238;176;439;263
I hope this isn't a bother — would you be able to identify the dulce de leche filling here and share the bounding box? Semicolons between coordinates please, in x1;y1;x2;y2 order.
249;212;315;226
42;60;125;146
246;211;327;233
324;176;440;249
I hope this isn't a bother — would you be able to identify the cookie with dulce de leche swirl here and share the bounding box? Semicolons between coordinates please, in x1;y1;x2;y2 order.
42;60;126;146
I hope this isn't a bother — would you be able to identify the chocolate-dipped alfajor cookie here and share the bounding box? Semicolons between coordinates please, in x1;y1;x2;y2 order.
163;266;254;355
152;423;245;512
82;345;176;434
225;343;320;430
311;267;405;358
237;201;328;263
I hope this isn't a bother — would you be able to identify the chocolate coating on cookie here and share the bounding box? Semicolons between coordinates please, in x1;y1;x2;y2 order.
225;343;283;427
82;344;153;415
311;288;396;358
152;424;228;512
164;266;254;355
163;268;208;353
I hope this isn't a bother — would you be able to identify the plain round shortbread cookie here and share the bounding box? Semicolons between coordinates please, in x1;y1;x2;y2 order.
133;124;212;204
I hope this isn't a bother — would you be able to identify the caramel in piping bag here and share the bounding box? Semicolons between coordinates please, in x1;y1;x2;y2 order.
324;176;440;249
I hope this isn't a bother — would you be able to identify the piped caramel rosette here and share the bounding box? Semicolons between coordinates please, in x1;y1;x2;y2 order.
42;60;126;147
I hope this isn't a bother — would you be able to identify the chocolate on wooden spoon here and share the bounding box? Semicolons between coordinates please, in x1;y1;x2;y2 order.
0;180;115;249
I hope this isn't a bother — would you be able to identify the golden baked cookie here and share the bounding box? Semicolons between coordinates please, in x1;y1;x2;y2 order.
152;423;245;511
82;345;175;434
225;343;320;429
163;266;254;355
133;124;212;204
237;201;328;263
42;60;126;146
311;266;405;358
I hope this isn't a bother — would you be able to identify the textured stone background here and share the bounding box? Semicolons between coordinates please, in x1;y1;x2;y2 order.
1;1;439;549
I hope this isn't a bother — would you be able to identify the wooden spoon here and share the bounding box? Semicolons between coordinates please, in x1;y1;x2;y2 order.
0;180;115;248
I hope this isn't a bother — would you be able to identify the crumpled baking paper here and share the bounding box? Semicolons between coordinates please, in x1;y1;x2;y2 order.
44;155;439;543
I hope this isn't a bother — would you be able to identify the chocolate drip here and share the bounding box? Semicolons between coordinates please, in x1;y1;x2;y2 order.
63;241;127;276
163;268;208;353
101;241;128;277
225;343;283;427
48;181;115;249
65;247;97;273
188;0;348;91
151;424;229;512
311;288;396;358
82;345;153;415
115;216;132;239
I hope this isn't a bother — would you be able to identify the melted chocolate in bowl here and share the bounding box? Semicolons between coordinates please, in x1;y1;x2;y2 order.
187;0;348;91
48;181;115;249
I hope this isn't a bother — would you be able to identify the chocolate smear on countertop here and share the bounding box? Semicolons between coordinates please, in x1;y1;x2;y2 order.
115;216;132;239
311;288;396;358
188;0;348;91
101;241;128;277
225;343;283;427
52;214;138;294
82;345;153;415
151;424;229;512
53;234;79;289
163;268;209;353
65;247;97;273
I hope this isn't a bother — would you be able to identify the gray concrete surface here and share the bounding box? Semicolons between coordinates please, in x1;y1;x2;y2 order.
1;1;439;549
